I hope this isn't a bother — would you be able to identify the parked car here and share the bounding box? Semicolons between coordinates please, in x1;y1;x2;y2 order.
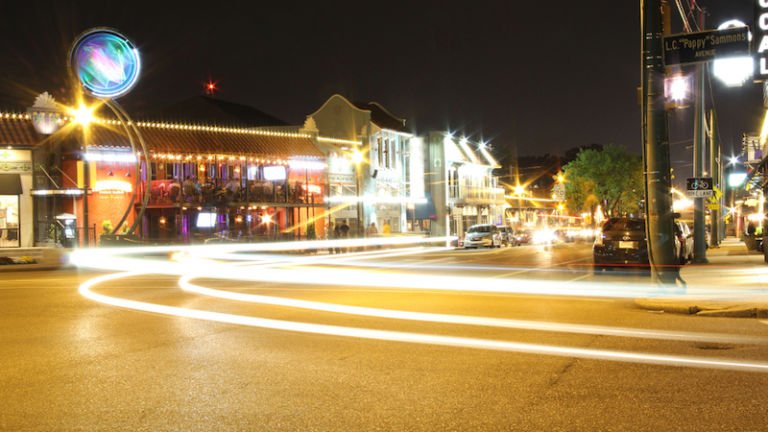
593;217;648;270
673;221;693;264
514;229;532;244
464;224;502;248
498;226;518;246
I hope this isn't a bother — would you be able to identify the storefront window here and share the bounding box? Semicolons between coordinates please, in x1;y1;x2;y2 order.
0;195;19;247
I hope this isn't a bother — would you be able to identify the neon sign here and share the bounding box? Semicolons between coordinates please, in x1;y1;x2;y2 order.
70;28;141;99
756;1;768;80
93;180;132;194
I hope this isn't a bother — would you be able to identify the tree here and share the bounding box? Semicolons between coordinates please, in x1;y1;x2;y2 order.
562;145;643;220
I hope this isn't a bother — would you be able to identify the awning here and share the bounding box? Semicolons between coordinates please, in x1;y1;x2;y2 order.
413;192;437;220
0;174;22;195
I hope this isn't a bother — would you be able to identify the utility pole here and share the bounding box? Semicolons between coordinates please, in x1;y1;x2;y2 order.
642;0;678;282
709;109;719;247
692;7;708;262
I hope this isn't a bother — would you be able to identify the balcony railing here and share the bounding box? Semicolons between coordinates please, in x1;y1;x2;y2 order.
147;179;325;207
453;186;506;205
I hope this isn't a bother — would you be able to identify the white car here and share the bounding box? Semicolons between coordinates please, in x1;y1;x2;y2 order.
464;224;501;248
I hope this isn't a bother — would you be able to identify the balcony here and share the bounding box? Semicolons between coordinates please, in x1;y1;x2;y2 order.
147;179;325;207
452;186;506;206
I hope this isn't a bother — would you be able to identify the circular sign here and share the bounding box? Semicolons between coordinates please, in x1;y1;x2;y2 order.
70;28;141;99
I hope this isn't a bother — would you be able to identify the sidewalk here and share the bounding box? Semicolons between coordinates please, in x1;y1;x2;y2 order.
0;248;70;272
635;237;768;318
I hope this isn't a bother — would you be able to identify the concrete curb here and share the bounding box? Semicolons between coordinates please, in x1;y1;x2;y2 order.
634;298;768;318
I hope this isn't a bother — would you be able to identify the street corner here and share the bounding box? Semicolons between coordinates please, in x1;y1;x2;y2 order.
634;298;701;315
634;297;768;318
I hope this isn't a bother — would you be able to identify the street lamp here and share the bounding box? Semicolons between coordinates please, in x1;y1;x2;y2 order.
664;74;692;106
712;20;753;87
350;148;365;237
71;104;94;127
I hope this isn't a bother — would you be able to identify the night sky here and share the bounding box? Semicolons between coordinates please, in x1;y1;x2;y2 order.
0;0;761;178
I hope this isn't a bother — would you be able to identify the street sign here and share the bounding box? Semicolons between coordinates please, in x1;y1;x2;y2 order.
685;177;714;198
663;27;749;67
707;203;721;210
687;190;714;198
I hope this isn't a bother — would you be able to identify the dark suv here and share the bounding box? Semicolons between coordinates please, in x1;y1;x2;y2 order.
593;218;648;270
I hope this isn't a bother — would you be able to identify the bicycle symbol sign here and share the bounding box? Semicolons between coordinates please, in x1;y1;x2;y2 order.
686;177;714;198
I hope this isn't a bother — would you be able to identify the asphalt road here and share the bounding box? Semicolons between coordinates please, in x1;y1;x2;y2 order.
3;242;768;431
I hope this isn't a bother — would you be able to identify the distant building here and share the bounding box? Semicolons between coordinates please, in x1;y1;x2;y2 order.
423;132;504;237
303;94;420;235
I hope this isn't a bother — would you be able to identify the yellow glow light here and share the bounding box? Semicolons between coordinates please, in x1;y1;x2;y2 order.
760;110;768;146
350;149;365;164
71;104;94;127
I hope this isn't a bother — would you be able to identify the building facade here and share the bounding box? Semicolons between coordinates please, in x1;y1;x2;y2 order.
303;95;423;235
424;131;505;238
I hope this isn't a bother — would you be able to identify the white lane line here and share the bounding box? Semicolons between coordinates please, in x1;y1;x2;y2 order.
79;272;768;373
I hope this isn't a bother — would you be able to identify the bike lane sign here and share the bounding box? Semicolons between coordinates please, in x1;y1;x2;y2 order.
686;177;714;198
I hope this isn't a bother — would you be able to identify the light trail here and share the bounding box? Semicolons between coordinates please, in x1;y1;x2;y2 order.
70;237;766;300
178;276;768;345
78;271;768;373
73;237;768;373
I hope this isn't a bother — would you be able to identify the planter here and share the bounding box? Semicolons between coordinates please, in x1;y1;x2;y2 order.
99;234;141;247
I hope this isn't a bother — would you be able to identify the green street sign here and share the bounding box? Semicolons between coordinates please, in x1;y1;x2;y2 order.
663;27;749;67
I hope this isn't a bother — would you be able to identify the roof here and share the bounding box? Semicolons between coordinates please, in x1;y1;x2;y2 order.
0;114;322;159
352;101;408;133
90;121;322;158
0;113;38;146
146;96;288;128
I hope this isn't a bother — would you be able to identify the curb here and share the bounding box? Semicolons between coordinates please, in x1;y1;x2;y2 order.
0;263;70;272
634;299;768;318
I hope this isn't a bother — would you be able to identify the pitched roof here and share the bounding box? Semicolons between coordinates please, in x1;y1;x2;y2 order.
352;101;408;133
0;115;322;159
146;96;288;128
89;121;322;158
0;114;39;146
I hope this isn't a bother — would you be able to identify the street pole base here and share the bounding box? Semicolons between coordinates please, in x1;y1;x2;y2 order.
692;257;709;264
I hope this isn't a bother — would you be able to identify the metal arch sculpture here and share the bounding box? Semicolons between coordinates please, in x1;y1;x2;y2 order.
69;28;150;236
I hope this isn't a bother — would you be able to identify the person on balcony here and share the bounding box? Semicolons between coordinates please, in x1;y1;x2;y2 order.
169;178;181;203
226;177;241;202
200;176;214;204
183;176;196;202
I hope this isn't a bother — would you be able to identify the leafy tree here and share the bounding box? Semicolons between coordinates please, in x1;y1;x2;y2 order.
562;145;643;220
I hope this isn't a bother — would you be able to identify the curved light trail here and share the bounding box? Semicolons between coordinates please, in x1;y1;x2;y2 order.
73;236;768;373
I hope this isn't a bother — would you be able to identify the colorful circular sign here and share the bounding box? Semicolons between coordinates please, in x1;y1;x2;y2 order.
70;28;141;99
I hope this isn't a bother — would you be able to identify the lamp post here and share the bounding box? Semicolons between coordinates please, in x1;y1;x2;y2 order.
72;104;94;246
350;149;365;237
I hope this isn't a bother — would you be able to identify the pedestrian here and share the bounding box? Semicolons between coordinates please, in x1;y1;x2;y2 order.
326;222;335;254
367;222;378;237
339;220;350;253
382;220;391;236
339;220;350;238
